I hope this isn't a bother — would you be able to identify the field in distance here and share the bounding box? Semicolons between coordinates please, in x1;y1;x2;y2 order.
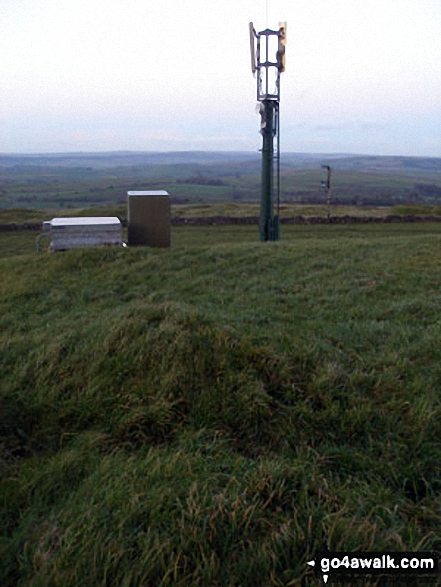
1;150;440;209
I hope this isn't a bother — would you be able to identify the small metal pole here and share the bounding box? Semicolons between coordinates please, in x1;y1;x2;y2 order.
321;165;331;222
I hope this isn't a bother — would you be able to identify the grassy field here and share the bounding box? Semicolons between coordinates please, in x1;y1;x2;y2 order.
2;215;441;586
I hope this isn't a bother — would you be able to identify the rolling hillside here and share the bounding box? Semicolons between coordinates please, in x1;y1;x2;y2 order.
1;151;440;209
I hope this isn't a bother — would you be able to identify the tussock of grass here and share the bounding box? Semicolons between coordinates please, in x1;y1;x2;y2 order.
2;229;441;586
4;302;303;453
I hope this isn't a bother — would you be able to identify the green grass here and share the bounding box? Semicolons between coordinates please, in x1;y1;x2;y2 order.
2;220;441;586
393;204;441;216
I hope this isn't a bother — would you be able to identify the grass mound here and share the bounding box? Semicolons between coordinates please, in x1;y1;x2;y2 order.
2;302;304;458
2;301;311;586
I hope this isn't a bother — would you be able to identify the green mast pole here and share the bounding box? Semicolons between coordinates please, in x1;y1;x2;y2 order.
260;101;274;242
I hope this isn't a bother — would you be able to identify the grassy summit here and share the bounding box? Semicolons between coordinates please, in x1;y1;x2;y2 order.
2;223;441;586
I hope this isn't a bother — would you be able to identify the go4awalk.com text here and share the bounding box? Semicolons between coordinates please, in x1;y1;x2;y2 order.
306;551;439;584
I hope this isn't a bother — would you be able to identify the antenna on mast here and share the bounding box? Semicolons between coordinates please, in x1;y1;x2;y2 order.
249;22;257;74
249;21;287;242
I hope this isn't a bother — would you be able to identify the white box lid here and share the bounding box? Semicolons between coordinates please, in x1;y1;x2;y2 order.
50;217;121;227
127;191;169;196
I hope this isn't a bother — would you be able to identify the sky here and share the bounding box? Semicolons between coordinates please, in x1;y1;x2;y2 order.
1;0;440;156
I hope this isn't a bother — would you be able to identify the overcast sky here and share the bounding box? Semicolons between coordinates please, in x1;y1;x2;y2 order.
1;0;440;156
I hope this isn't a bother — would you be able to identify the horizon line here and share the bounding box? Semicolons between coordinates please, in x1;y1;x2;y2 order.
0;150;439;160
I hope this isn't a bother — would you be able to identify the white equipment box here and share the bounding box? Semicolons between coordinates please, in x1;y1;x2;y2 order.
43;217;123;251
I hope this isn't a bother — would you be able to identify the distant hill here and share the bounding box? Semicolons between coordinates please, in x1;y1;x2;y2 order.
0;151;440;209
2;150;439;168
0;151;259;169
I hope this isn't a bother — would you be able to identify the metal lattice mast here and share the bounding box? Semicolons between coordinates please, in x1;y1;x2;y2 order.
249;21;286;241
